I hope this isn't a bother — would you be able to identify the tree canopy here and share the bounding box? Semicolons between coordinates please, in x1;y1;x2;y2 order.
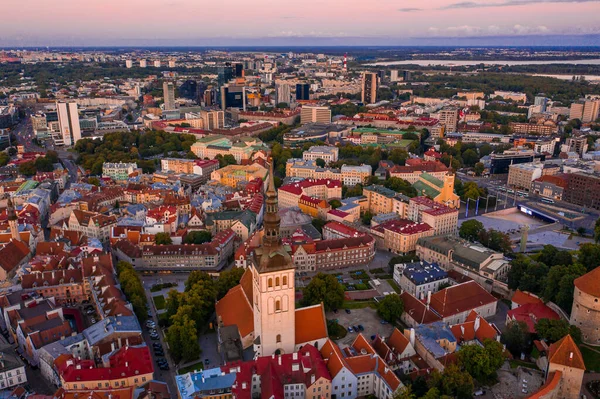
301;273;345;311
377;294;404;323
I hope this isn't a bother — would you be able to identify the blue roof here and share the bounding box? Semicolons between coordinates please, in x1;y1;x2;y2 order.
401;261;447;285
83;316;141;346
176;367;236;399
414;321;457;358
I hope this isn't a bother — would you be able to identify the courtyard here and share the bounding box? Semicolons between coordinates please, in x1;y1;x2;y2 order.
326;306;395;346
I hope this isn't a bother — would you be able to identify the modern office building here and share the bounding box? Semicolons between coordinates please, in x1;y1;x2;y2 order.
403;70;412;82
361;72;378;104
296;83;310;101
163;81;176;110
438;109;459;133
218;64;235;87
221;84;246;110
178;80;198;100
56;101;81;146
234;63;244;78
534;95;548;113
300;105;331;125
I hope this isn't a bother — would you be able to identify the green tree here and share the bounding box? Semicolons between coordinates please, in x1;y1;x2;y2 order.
377;294;404;323
459;220;485;241
458;339;504;383
18;161;36;176
88;177;101;186
301;273;345;311
344;184;363;198
315;158;326;167
392;385;415;399
478;229;513;254
311;218;327;234
595;218;600;242
384;177;418;197
577;243;600;271
462;148;480;166
474;162;485;176
184;230;212;244
362;211;373;226
155;232;173;245
329;199;342;209
502;321;530;356
216;267;245;300
0;152;10;167
166;312;201;362
535;319;582;344
428;365;474;399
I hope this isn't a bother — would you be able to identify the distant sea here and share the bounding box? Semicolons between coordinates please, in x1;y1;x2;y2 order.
369;59;600;66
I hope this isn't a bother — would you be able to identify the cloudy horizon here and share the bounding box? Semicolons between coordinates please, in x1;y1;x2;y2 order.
2;0;600;47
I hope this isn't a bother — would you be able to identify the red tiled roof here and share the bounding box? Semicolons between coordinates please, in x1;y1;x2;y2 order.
0;239;30;273
511;290;544;307
215;284;254;338
295;304;327;345
507;303;560;333
429;281;497;319
533;174;567;188
400;292;442;324
547;335;585;370
372;219;433;235
574;266;600;297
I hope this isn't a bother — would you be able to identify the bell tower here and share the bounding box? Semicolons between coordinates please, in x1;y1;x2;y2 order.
7;198;19;241
251;159;296;356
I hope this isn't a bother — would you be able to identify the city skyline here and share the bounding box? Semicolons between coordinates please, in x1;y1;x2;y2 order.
3;0;600;46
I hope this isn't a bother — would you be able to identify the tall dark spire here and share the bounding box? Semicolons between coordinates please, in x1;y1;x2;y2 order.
6;197;17;221
262;159;281;247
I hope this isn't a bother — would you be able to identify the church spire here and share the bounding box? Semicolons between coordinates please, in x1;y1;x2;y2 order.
6;197;19;241
7;197;17;221
262;158;281;247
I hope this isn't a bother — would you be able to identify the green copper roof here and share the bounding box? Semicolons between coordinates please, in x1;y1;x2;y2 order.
420;172;444;188
413;181;440;199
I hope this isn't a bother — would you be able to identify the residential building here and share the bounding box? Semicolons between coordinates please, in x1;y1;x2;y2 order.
163;81;176;111
429;281;497;324
493;91;527;103
507;162;543;191
102;162;139;181
296;83;310;101
176;367;236;399
509;121;557;136
404;321;457;371
341;164;372;186
371;328;417;374
570;97;600;123
302;146;339;163
275;83;291;105
507;302;559;334
564;136;589;157
408;197;458;236
563;172;600;210
56;101;81;146
438;109;458;133
192;159;220;180
0;349;26;389
278;179;342;210
371;219;434;254
389;160;450;184
393;261;448;299
67;210;117;242
211;163;268;188
298;195;330;219
160;158;195;174
300;106;332;125
285;159;371;186
416;235;510;282
55;345;154;390
363;185;409;217
191;135;266;163
361;72;378;104
570;266;600;345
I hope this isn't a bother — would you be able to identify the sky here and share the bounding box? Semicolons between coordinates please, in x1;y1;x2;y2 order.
2;0;600;46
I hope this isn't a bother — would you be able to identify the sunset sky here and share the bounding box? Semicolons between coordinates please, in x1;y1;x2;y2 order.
2;0;600;46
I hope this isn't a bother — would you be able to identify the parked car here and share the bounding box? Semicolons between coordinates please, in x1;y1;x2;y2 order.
345;309;351;314
90;318;96;324
204;359;210;365
150;334;159;340
347;326;354;333
357;325;364;332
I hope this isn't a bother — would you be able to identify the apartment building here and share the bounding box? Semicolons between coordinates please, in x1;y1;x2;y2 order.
437;109;459;133
341;164;372;186
56;101;81;146
67;210;117;242
408;197;458;236
570;97;600;123
509;121;557;136
191;135;266;163
285;159;371;186
363;185;409;217
160;158;195;174
563;172;600;210
508;162;543;191
278;179;342;209
300;105;332;124
211;163;268;188
302;146;339;163
371;219;434;254
493;91;527;103
361;72;378;104
393;261;449;300
389;160;450;184
102;162;139;181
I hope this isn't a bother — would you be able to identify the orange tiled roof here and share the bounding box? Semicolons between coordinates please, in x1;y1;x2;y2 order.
320;339;346;378
0;239;30;273
548;335;585;370
574;266;600;297
295;304;327;345
215;285;254;338
511;290;544;307
240;268;254;307
430;281;497;318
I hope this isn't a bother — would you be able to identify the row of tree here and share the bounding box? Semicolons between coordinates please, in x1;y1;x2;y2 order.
164;268;245;362
115;261;148;322
459;220;513;254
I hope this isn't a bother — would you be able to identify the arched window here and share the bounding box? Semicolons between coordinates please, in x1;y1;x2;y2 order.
276;334;281;343
275;277;280;286
275;300;281;311
283;276;288;286
268;278;273;288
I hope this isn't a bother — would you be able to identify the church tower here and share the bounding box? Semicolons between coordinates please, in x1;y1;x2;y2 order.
251;160;296;356
7;198;19;241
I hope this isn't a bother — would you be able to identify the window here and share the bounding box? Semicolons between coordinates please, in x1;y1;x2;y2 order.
276;277;280;286
276;300;281;311
283;276;288;285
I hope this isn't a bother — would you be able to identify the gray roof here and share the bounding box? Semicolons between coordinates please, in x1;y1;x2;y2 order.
83;316;141;346
417;235;497;271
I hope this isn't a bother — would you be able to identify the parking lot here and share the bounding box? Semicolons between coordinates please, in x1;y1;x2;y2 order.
326;307;395;346
484;365;545;399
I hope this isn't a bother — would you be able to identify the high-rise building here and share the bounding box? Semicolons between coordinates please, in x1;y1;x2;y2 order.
139;59;147;68
234;63;244;78
403;70;412;82
377;70;386;81
300;106;332;124
153;60;161;68
296;83;310;101
168;60;176;68
361;72;378;104
179;80;198;100
534;95;548;113
204;87;216;107
163;81;176;110
569;99;600;123
438;109;459;133
390;70;399;82
275;83;291;105
218;64;235;87
220;84;246;110
56;101;81;146
125;60;132;69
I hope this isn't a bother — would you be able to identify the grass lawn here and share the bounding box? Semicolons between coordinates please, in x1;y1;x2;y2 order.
509;359;539;370
342;300;376;309
386;279;401;294
580;345;600;372
178;361;204;375
153;295;166;310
